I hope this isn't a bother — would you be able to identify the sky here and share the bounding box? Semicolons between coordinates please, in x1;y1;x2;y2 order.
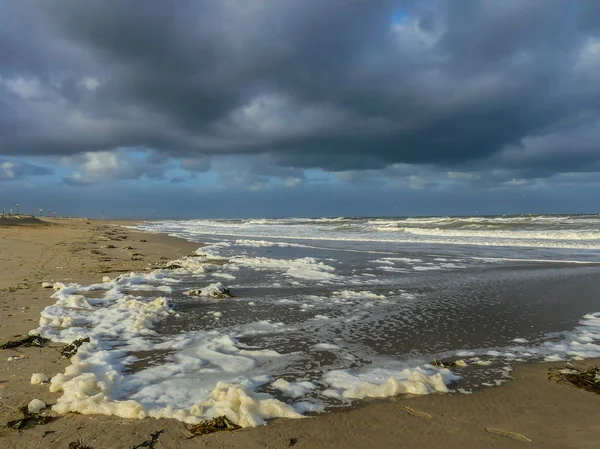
1;0;600;218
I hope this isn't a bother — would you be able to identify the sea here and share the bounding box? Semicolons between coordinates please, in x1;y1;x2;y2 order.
36;215;600;426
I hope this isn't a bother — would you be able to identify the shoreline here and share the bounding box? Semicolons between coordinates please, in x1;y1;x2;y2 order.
1;219;599;448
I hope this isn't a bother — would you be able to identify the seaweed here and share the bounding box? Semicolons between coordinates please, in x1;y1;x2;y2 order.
400;405;432;419
60;337;91;358
484;427;532;443
6;406;51;430
69;439;93;449
162;263;182;269
130;430;164;448
0;334;49;350
431;359;466;368
187;416;241;438
187;286;232;298
548;365;600;394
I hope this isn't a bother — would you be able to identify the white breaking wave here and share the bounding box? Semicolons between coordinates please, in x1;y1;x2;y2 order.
380;226;600;241
137;214;600;250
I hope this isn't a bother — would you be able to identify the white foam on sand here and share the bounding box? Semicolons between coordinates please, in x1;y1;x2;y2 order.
31;373;49;384
322;365;459;400
34;268;462;427
34;275;306;427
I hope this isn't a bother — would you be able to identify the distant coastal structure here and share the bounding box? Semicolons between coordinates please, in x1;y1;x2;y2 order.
0;205;58;218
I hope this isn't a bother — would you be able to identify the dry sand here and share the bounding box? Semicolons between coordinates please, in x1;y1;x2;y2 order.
0;218;599;449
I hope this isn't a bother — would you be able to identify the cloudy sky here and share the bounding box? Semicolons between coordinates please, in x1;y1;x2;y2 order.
1;0;600;218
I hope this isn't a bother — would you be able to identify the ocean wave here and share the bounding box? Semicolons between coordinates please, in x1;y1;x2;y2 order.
377;226;600;241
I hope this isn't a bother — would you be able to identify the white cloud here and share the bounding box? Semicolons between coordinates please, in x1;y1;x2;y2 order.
0;161;16;179
81;77;100;91
3;77;45;100
0;159;52;181
64;149;172;185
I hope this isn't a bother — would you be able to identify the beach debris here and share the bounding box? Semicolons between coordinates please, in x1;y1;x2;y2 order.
140;239;147;242
288;437;299;446
431;359;467;368
123;245;134;250
187;416;241;438
6;404;51;430
69;439;93;449
41;282;54;288
400;405;432;419
27;399;46;414
162;262;183;269
160;256;169;260
60;337;91;358
132;256;143;261
8;356;25;362
484;427;532;443
98;268;130;274
31;373;50;385
91;249;105;255
188;283;232;299
548;365;600;394
129;429;164;448
102;244;116;249
0;334;49;350
9;282;29;292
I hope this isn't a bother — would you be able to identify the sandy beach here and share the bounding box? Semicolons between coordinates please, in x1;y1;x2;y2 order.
1;218;599;449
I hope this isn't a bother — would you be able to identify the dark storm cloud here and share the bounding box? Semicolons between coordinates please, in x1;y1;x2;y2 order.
1;0;600;182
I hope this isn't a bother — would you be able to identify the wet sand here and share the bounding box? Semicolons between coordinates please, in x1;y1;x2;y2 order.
1;218;599;449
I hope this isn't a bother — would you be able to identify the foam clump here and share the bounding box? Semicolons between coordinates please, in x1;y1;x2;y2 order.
188;283;232;299
28;399;46;414
39;315;74;329
272;379;317;398
57;294;93;309
161;256;209;274
31;373;49;385
332;290;385;300
190;382;305;427
228;256;337;281
50;362;147;419
323;366;458;400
